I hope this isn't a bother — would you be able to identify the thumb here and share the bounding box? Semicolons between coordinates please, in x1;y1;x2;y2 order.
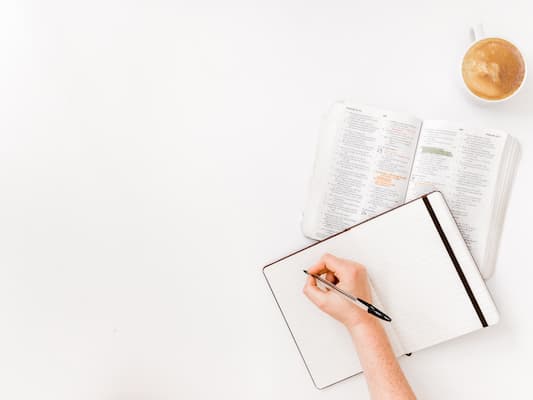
303;275;328;308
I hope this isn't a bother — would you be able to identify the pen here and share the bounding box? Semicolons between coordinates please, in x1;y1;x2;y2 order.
303;269;392;322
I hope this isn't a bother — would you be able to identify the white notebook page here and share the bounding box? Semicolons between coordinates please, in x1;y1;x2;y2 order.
264;193;498;389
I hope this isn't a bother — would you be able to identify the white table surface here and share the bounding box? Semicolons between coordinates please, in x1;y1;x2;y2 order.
1;1;532;398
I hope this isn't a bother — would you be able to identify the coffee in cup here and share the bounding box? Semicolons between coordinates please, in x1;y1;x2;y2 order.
462;29;526;101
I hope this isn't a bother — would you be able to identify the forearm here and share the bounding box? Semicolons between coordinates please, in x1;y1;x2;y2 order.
348;320;416;400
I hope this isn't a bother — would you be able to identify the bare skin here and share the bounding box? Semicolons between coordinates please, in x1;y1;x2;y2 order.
303;253;416;400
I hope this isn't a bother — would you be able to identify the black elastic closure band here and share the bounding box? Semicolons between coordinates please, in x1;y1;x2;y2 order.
422;196;488;328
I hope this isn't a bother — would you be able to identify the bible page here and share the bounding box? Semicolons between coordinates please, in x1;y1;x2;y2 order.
405;120;508;272
302;102;422;240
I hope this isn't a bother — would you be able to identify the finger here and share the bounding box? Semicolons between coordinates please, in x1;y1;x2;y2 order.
303;275;328;307
305;274;325;290
325;271;337;284
306;253;336;276
307;253;346;276
306;259;329;276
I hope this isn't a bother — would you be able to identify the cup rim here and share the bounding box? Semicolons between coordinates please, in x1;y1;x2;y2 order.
461;36;528;103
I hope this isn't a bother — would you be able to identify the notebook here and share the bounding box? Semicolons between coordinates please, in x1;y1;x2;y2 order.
263;192;499;389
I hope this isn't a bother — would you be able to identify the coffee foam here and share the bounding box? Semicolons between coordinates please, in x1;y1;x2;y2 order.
462;38;525;100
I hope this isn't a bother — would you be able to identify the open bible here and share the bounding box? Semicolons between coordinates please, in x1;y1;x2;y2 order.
302;101;520;279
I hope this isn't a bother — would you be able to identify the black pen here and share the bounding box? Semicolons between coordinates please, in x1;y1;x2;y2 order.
303;270;392;322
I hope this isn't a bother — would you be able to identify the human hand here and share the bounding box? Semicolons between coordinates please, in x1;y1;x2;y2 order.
304;255;415;399
303;253;374;329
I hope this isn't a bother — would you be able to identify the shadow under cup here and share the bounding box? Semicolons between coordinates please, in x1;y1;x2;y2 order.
462;37;526;101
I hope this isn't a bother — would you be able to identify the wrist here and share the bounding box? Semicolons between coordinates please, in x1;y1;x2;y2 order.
345;317;384;339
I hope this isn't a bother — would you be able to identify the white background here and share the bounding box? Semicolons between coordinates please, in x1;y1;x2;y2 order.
1;1;532;399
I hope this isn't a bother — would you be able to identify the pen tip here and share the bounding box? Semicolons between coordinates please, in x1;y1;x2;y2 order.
303;269;308;274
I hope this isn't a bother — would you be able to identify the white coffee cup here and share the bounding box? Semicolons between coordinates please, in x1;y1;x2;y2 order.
461;24;527;103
